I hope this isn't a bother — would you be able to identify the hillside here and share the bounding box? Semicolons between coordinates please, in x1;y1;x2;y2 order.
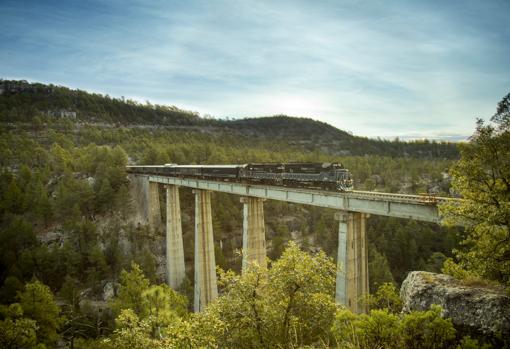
0;79;459;159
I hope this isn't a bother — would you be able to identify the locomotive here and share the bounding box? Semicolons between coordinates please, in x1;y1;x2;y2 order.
127;162;354;191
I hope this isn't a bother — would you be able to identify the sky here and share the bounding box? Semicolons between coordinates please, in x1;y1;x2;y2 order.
1;0;509;139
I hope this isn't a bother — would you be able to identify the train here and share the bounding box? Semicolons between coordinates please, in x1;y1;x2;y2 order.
127;162;354;191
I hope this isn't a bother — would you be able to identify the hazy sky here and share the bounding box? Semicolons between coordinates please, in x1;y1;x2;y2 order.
1;0;509;139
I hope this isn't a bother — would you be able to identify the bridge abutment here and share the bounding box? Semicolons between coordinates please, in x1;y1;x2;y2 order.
193;189;218;312
165;185;185;290
241;197;267;271
335;212;369;313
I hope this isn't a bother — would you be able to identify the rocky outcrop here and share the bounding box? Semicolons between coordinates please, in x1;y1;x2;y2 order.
400;271;510;336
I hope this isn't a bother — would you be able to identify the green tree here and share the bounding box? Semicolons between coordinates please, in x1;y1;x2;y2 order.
196;242;337;348
440;93;510;284
18;280;62;346
110;263;150;317
367;282;402;314
0;304;38;349
332;308;401;349
400;305;456;349
140;284;187;338
102;309;163;349
368;244;395;292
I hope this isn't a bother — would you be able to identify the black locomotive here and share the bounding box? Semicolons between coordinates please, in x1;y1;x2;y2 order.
127;162;353;191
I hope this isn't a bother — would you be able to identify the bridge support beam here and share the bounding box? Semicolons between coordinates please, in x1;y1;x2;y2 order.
193;189;218;312
241;197;267;271
335;212;369;313
165;185;185;290
148;181;162;232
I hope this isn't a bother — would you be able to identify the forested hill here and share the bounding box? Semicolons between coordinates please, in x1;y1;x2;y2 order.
0;79;459;158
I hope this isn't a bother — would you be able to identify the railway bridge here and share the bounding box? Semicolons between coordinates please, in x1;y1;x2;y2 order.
128;169;451;313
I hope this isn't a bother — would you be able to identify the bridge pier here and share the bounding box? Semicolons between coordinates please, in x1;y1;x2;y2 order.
148;181;162;232
335;212;369;313
165;185;185;290
241;197;267;271
193;189;218;312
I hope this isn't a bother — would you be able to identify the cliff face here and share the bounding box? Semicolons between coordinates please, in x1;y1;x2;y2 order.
400;271;510;336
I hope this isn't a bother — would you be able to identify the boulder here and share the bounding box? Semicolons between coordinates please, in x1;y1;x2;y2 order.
400;271;510;336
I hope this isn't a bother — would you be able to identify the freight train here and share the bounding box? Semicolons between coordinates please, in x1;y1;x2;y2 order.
127;162;354;191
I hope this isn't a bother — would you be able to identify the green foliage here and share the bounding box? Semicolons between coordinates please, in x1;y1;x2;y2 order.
367;282;402;314
0;304;38;349
18;280;63;347
456;336;493;349
109;263;187;340
440;93;510;285
102;309;164;349
368;216;461;284
110;263;151;317
194;242;338;348
140;284;188;338
441;258;475;280
367;244;395;292
332;304;456;349
400;305;456;349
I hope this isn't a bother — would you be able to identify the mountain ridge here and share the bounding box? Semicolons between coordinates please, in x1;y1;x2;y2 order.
0;79;459;158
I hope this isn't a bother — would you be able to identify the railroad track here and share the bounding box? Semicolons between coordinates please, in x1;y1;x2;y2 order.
347;190;453;205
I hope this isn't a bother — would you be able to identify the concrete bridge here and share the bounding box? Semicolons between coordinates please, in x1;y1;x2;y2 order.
129;172;450;313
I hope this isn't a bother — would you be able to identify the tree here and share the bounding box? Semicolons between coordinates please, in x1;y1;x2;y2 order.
367;282;402;314
0;304;37;349
102;309;163;349
368;244;395;292
440;93;510;284
400;305;456;349
331;305;457;349
109;264;187;340
140;284;187;338
332;308;401;349
195;242;338;348
110;263;150;317
18;280;62;346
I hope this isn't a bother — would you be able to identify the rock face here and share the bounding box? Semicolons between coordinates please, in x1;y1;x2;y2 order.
400;271;510;336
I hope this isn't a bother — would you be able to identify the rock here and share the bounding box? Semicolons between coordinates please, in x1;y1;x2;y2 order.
102;281;118;301
400;271;510;336
86;176;95;186
38;228;65;246
370;174;383;185
427;185;441;194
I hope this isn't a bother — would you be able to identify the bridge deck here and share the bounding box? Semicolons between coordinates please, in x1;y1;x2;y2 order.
144;175;453;223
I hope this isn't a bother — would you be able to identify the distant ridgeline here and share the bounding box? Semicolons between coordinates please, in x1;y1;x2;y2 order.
0;79;459;158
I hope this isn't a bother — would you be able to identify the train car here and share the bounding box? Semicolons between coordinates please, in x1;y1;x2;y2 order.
240;163;284;183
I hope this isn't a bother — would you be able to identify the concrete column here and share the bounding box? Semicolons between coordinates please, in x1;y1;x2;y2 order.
335;212;349;306
193;189;218;312
148;181;162;232
165;185;185;290
335;211;369;313
128;175;162;232
129;174;147;226
241;197;267;271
